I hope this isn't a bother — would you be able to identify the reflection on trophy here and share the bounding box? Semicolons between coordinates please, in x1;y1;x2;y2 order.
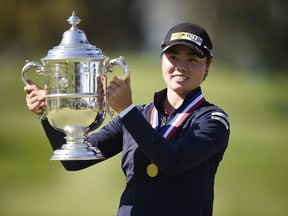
21;11;129;161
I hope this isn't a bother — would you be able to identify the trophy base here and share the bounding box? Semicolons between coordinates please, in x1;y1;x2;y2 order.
50;144;105;161
50;126;105;161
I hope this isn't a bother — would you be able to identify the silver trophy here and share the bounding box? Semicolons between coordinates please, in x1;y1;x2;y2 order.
21;11;129;161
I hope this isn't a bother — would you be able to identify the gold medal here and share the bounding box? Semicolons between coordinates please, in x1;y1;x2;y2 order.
147;163;158;177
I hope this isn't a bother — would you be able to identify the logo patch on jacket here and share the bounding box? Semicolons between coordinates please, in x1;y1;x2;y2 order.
211;112;229;130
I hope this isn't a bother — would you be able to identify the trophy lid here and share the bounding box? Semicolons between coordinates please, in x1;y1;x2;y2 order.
42;11;106;61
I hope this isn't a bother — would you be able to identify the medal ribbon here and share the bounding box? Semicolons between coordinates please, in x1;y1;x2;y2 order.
150;91;205;140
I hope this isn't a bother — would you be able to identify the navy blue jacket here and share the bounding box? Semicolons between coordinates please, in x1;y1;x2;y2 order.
42;87;230;216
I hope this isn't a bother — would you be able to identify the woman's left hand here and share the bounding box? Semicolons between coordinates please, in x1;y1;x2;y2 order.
107;73;132;113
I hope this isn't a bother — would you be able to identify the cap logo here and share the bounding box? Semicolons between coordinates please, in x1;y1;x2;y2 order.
170;32;203;46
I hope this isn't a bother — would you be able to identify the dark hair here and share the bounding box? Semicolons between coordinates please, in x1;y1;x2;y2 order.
203;55;213;81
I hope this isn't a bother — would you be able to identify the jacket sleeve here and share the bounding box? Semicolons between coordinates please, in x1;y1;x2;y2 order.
120;106;230;176
41;116;123;171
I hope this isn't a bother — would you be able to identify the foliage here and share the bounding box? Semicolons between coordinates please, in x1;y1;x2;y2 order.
0;0;287;71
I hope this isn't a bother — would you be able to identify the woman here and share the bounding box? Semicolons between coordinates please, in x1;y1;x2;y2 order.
24;23;230;216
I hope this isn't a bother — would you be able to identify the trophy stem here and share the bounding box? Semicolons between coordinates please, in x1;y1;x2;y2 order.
50;126;105;161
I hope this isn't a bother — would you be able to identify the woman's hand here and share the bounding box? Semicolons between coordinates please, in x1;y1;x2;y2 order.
107;73;132;113
24;80;46;115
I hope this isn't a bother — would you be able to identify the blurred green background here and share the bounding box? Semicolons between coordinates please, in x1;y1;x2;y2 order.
1;0;287;215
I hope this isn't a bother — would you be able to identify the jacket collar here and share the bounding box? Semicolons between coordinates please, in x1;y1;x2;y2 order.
153;87;202;113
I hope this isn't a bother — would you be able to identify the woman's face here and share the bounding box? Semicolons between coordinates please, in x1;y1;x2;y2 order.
161;45;211;96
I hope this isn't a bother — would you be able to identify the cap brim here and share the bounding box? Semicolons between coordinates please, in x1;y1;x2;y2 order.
162;41;205;58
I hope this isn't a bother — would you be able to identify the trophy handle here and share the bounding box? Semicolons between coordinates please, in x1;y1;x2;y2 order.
106;56;130;117
107;56;130;75
21;61;44;86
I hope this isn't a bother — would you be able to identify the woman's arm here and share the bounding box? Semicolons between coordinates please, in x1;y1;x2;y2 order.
25;82;123;171
120;107;230;176
41;116;123;171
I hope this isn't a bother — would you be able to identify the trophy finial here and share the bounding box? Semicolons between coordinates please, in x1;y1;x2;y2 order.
42;10;104;60
67;11;81;29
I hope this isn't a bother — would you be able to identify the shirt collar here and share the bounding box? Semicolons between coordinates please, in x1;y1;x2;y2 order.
153;87;202;112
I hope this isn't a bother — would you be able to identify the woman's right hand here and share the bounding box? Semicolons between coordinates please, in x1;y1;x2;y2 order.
24;80;46;115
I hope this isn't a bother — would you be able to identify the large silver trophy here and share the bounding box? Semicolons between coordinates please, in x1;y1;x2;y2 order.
21;11;129;161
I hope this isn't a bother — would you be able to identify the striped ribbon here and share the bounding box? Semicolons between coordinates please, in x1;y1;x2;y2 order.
150;91;205;140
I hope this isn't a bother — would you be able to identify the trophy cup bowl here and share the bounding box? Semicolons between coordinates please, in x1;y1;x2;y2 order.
21;11;129;161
